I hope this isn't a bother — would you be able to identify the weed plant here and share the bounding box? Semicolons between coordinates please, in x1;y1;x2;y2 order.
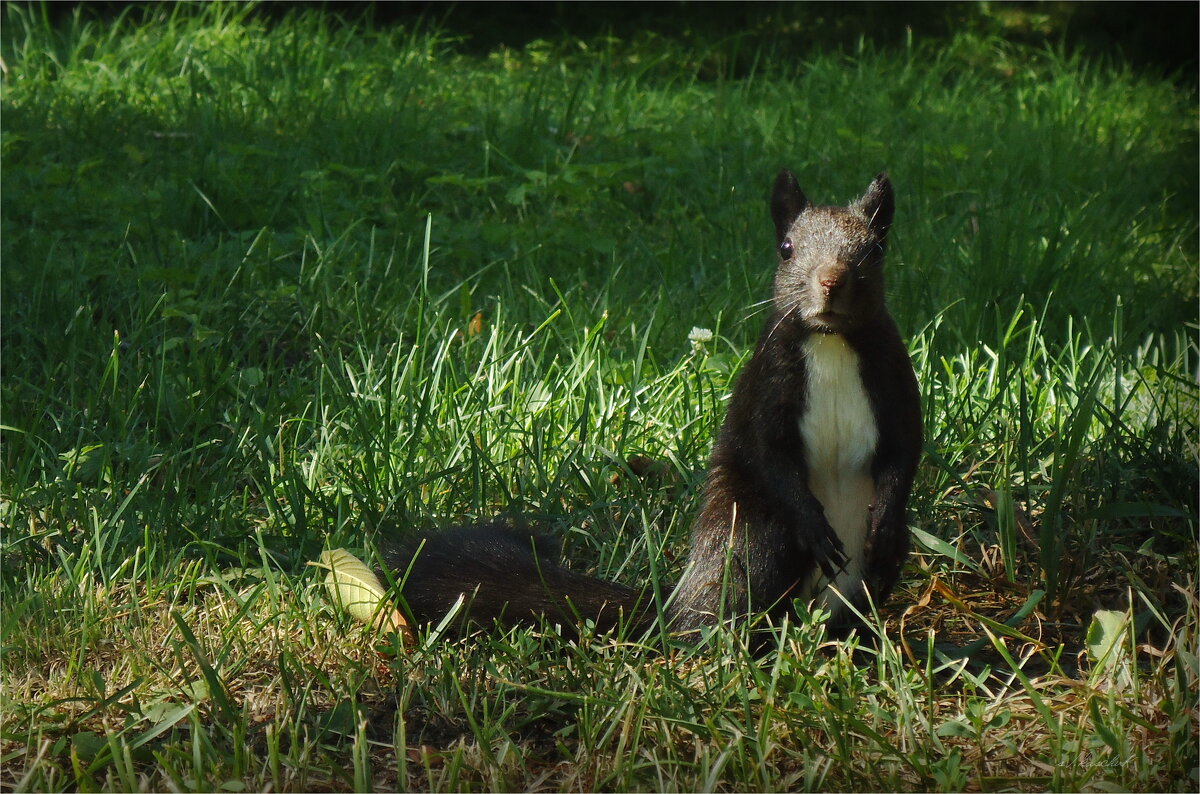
1;5;1196;791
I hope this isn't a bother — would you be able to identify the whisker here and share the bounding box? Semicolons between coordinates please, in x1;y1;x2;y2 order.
851;241;885;280
741;307;770;324
740;297;776;324
765;298;801;343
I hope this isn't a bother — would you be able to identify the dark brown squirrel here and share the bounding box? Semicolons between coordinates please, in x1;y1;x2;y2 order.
386;171;922;642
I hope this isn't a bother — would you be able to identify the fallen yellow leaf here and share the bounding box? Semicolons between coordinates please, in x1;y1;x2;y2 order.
314;548;412;642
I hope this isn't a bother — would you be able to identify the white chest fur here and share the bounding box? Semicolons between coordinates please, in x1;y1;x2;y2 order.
798;333;879;614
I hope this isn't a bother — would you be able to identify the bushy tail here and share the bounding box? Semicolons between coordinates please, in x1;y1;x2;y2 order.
384;523;653;637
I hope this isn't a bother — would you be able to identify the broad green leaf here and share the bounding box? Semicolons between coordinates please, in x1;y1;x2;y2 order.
1086;609;1130;673
69;731;106;763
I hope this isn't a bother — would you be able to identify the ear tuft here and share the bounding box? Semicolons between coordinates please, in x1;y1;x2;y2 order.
857;172;894;236
771;170;809;243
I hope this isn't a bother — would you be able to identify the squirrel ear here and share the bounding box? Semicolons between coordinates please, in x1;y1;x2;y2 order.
857;172;895;236
771;170;809;243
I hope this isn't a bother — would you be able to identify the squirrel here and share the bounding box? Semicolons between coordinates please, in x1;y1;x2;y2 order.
386;171;922;643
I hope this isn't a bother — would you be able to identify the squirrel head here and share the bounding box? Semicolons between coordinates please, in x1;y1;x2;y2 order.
769;171;894;335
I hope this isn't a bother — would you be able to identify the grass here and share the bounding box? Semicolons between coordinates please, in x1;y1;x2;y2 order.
2;4;1196;791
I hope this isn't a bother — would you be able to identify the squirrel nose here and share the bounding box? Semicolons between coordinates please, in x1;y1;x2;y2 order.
819;271;845;297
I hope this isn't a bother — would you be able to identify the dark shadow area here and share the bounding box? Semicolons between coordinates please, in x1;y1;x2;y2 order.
33;1;1200;79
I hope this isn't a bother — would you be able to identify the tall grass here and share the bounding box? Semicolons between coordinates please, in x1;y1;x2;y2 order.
2;5;1196;791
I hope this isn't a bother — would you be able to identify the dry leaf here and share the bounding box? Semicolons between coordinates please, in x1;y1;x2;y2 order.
406;745;443;764
611;455;673;486
978;487;1037;546
315;549;412;642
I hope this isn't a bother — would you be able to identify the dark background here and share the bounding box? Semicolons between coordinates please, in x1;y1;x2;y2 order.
34;1;1200;78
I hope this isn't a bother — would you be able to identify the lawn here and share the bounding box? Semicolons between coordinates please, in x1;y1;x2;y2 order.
1;4;1196;791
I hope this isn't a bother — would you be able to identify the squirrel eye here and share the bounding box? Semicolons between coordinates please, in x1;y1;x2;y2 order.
779;239;794;260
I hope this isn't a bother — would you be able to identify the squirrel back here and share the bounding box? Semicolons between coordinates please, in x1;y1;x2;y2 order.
387;171;922;643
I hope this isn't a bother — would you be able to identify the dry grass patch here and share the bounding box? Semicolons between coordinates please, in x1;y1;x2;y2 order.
2;562;1195;791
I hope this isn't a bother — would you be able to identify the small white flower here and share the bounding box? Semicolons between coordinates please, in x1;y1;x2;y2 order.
688;326;713;354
